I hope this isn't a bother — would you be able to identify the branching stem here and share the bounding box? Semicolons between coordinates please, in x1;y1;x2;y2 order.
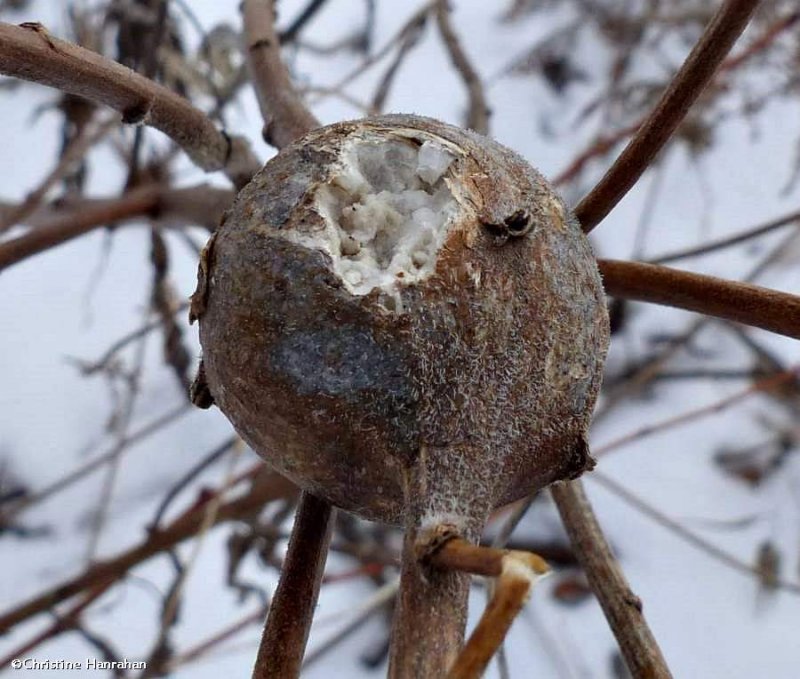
430;538;549;679
0;22;259;185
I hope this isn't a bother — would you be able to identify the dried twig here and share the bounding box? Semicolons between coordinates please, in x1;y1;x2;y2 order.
552;9;795;190
279;0;330;44
719;10;800;72
551;480;673;679
167;606;267;672
0;183;234;271
0;184;233;232
0;114;118;233
0;581;114;669
596;365;800;458
142;441;244;675
302;578;399;669
0;404;190;523
77;304;188;378
242;0;319;148
252;492;335;679
590;472;800;595
597;225;800;417
646;208;800;265
575;0;763;232
0;21;259;185
434;0;490;134
0;185;159;271
369;14;426;114
316;2;436;99
598;259;800;340
0;471;296;633
150;436;239;529
429;538;549;679
149;227;192;394
84;329;148;564
552;121;639;187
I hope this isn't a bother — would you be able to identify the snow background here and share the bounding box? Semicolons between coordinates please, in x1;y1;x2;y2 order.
1;1;799;677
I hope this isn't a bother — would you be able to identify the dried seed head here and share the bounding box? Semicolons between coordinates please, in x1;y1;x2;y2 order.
192;115;609;526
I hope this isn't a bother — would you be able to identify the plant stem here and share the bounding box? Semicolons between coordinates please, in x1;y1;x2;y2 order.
576;0;763;233
0;184;233;272
0;22;258;185
434;0;490;135
242;0;320;148
0;186;159;271
598;259;800;340
646;208;800;265
252;492;335;679
552;480;672;679
430;538;549;679
388;522;472;678
0;471;296;633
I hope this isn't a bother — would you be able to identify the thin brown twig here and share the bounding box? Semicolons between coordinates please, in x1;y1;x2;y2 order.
167;606;267;672
0;184;234;271
0;403;190;523
552;8;795;190
646;368;770;381
0;114;118;233
575;0;763;232
0;471;296;633
595;365;800;458
252;492;335;679
241;0;319;149
551;480;673;679
369;14;426;114
719;10;800;72
301;84;372;115
0;21;259;186
0;185;160;271
302;578;399;670
0;184;233;232
85;324;150;564
589;471;800;595
144;441;244;674
646;208;800;265
434;0;490;135
596;225;800;420
313;2;436;102
552;121;639;187
428;538;545;579
598;259;800;340
150;436;239;530
279;0;330;44
0;581;114;669
150;227;192;394
75;302;190;378
428;538;549;679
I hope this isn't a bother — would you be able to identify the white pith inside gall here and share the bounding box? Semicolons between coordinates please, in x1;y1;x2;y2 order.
291;136;460;310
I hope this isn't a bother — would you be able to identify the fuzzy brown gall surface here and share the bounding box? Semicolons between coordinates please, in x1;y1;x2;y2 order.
192;115;609;527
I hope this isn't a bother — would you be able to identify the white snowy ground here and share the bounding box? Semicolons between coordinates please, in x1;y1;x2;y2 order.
1;1;800;678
